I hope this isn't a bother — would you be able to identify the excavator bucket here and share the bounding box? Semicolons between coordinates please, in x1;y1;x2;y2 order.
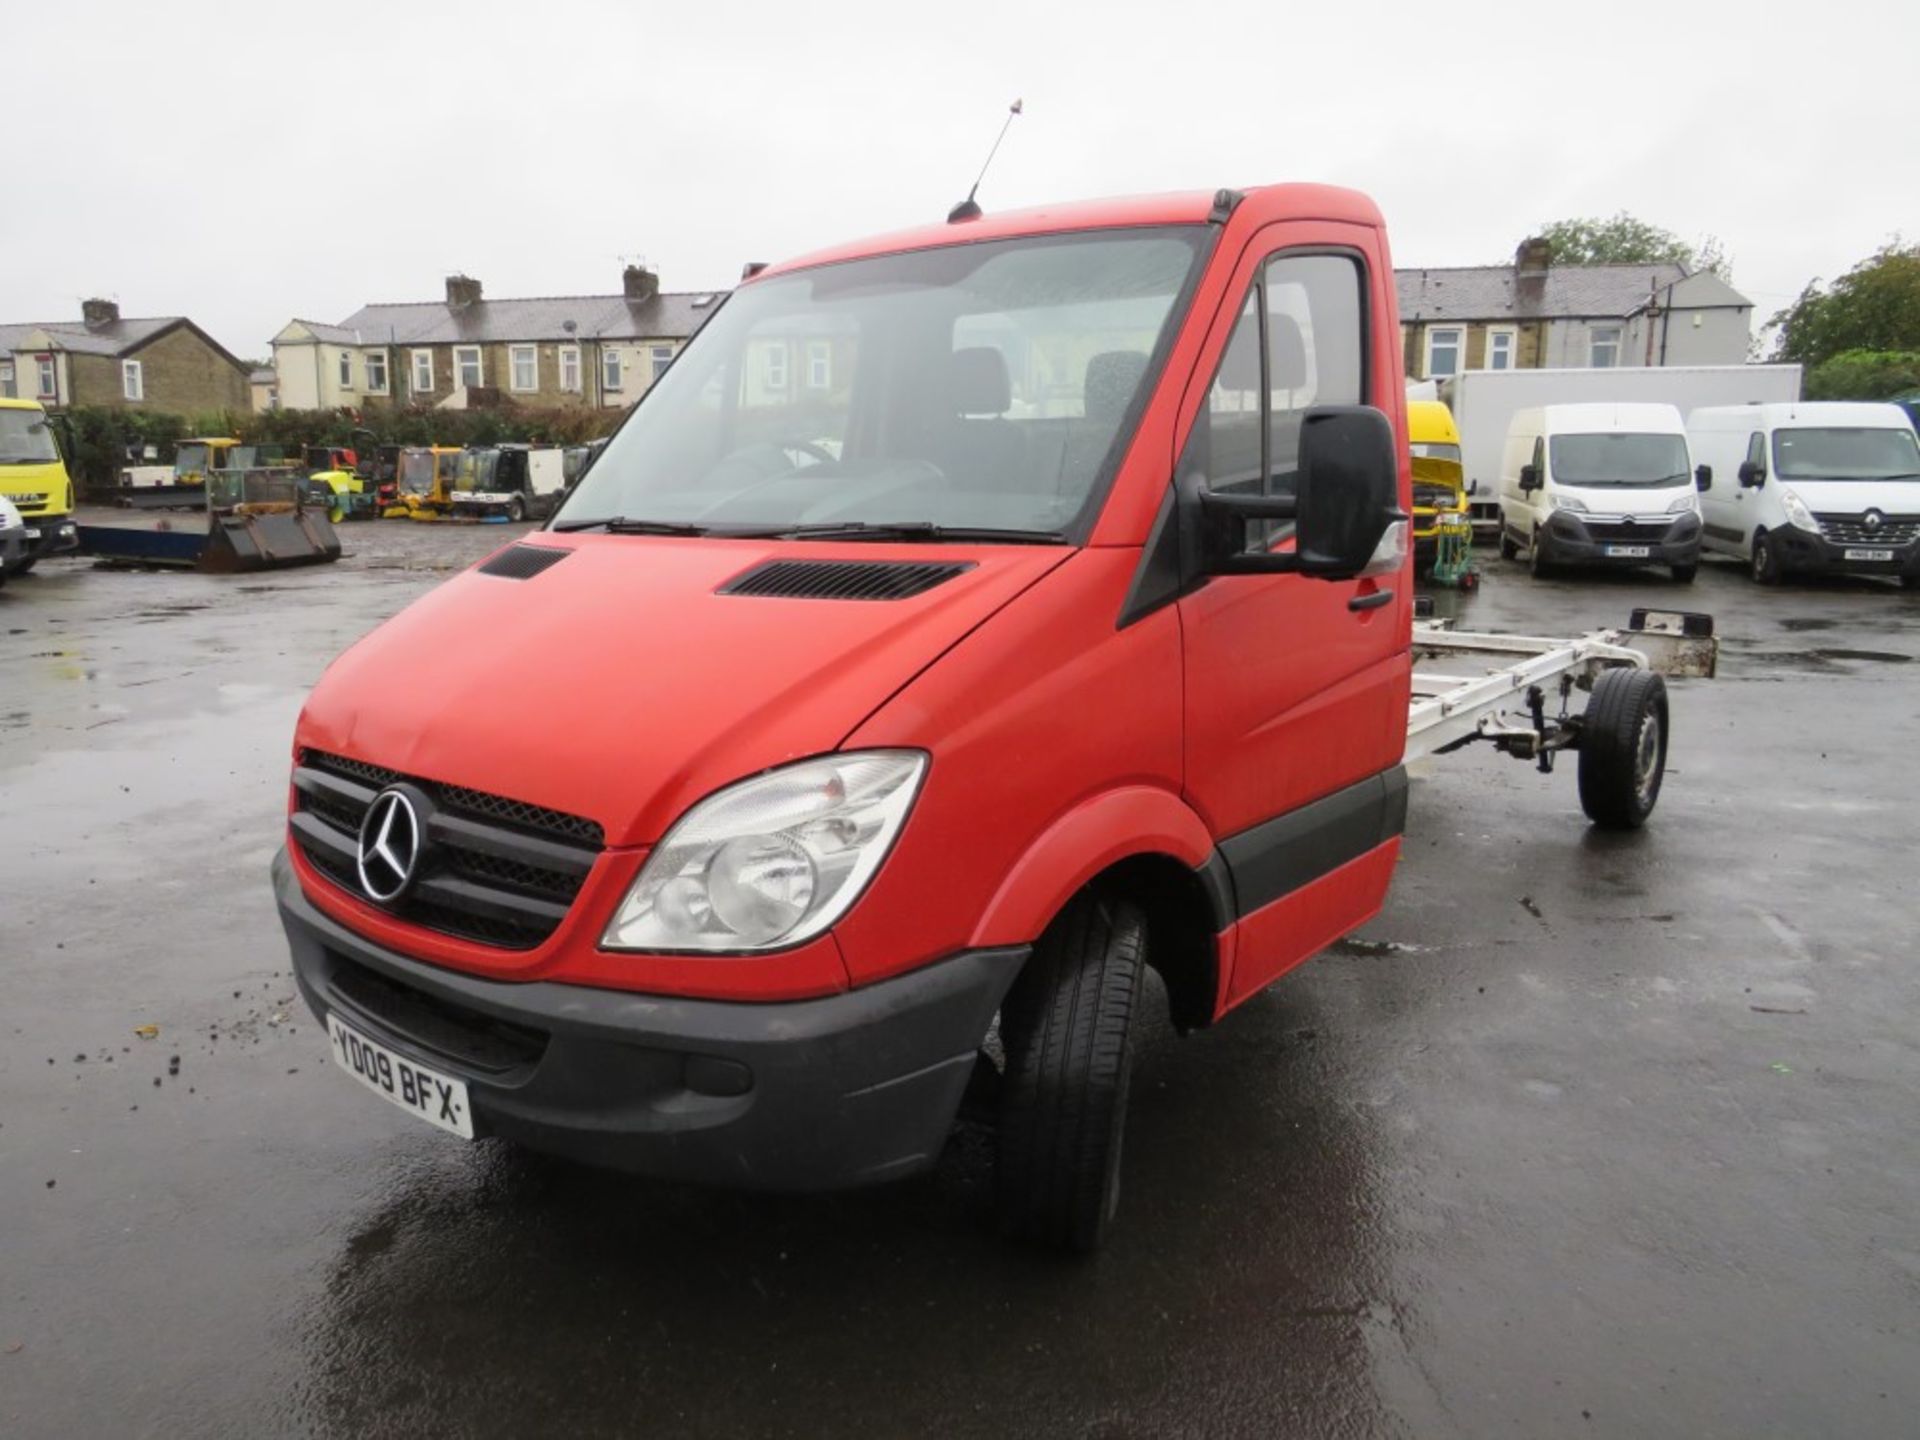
197;506;342;573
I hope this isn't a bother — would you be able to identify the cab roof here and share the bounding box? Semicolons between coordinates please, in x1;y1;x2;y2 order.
755;184;1385;280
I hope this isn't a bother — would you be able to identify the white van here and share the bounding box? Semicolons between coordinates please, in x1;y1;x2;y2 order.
1498;403;1703;581
1687;402;1920;588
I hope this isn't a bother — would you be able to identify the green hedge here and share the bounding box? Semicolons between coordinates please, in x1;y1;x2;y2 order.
60;403;627;493
1804;349;1920;401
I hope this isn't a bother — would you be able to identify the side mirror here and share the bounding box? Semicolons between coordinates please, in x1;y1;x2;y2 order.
1519;463;1541;493
1467;478;1479;497
1737;460;1766;488
1695;463;1713;491
1190;405;1403;580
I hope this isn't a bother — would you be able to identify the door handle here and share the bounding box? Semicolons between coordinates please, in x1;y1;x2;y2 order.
1348;588;1394;613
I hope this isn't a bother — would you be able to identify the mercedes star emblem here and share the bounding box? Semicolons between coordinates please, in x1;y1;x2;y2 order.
357;788;423;903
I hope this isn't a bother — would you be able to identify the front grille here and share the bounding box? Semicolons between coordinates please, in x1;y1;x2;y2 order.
1816;513;1920;546
328;953;549;1074
1581;518;1682;543
291;749;603;949
1412;484;1460;510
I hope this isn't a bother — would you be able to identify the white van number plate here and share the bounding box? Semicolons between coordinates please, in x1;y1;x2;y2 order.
1605;544;1652;558
24;528;39;541
1844;547;1895;562
328;1014;474;1139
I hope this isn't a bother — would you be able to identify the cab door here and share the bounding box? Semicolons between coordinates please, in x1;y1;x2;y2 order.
1175;225;1411;1009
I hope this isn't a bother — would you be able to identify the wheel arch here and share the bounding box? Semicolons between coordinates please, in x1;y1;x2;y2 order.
969;786;1231;1033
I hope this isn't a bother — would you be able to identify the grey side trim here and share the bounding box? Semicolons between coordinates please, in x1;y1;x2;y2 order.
1216;766;1408;917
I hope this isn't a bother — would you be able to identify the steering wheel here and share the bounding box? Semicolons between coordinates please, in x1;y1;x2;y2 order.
779;439;837;468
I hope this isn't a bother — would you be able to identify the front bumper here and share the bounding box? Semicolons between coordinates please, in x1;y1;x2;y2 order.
1539;510;1701;567
274;848;1025;1191
16;513;80;560
1769;527;1920;579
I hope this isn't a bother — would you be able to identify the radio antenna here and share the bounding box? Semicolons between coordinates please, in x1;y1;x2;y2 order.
948;99;1023;224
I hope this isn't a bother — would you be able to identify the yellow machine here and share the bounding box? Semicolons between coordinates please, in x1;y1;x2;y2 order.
386;445;463;520
1407;400;1476;588
0;398;81;569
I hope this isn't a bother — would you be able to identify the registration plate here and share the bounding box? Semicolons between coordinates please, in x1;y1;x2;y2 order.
24;527;39;541
1604;545;1652;558
327;1014;474;1139
1844;547;1896;562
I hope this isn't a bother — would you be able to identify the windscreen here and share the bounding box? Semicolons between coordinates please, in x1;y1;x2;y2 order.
1549;433;1689;487
1410;441;1461;463
175;444;210;475
555;227;1209;538
0;409;59;464
400;451;435;489
1772;426;1920;481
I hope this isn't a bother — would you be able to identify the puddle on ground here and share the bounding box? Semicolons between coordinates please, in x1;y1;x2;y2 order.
1779;617;1840;632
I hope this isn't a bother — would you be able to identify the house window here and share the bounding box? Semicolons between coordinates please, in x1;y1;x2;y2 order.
411;349;435;394
1590;325;1622;368
365;351;388;393
122;360;144;401
650;344;675;382
455;346;483;389
602;348;622;392
764;343;788;391
37;356;57;399
806;340;831;389
1424;327;1463;379
559;346;581;392
1484;328;1516;371
338;351;353;388
509;345;538;392
0;361;13;398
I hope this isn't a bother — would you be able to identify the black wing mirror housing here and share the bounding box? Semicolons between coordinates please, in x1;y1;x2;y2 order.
1519;463;1541;493
1737;460;1766;488
1188;405;1403;581
1695;463;1713;491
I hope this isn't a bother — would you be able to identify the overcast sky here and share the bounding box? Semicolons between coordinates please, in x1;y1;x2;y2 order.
6;0;1912;361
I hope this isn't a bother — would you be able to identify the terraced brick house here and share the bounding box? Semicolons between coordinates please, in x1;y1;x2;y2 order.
0;300;250;412
1397;239;1753;382
271;267;724;412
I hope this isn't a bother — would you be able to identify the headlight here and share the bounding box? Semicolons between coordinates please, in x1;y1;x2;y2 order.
1666;493;1699;515
1779;488;1818;533
601;751;926;953
1552;495;1589;514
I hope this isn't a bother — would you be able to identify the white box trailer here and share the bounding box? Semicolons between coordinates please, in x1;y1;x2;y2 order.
1442;365;1803;525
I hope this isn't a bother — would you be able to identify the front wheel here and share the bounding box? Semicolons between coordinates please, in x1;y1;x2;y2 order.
1529;528;1555;579
1751;530;1781;586
1499;531;1520;561
1671;562;1698;584
13;558;36;576
995;892;1147;1252
1578;668;1669;829
508;496;526;523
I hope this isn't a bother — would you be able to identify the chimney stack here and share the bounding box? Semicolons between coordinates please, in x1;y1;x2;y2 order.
445;274;483;309
623;264;659;304
82;297;120;328
1514;238;1552;278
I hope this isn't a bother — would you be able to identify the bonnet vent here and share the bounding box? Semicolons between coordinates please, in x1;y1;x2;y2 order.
478;544;571;580
719;558;974;601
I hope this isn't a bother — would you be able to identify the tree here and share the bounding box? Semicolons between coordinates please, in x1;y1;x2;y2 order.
1803;349;1920;401
1770;243;1920;366
1524;213;1730;277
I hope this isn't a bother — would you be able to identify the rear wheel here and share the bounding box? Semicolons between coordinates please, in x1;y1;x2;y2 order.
1578;668;1669;829
1751;530;1781;586
995;892;1147;1253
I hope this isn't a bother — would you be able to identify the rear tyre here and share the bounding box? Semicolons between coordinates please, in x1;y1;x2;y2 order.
1751;530;1781;586
1671;562;1698;584
1578;668;1669;830
995;892;1147;1253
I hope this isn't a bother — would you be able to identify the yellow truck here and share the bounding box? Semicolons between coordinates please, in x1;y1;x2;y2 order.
0;398;81;571
1407;399;1476;588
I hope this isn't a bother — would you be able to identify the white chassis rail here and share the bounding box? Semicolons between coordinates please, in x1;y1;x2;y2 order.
1406;609;1717;763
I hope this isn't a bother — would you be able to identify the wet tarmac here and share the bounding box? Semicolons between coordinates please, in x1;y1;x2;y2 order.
4;520;1918;1437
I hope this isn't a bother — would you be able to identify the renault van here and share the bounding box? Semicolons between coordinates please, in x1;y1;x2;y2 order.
275;184;1421;1250
1498;403;1702;581
1687;402;1920;587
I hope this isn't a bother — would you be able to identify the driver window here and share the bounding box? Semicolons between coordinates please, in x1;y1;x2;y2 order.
1531;435;1546;476
1746;431;1766;472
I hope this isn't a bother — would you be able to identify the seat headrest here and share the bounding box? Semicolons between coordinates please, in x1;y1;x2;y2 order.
1085;351;1149;425
950;347;1011;417
1269;313;1308;392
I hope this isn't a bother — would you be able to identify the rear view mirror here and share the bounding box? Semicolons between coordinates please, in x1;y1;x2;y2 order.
1467;479;1479;496
1519;463;1541;493
1695;464;1713;491
1737;460;1766;488
1191;405;1404;581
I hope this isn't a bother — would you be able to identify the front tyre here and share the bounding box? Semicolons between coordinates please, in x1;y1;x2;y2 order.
508;495;526;523
1751;529;1781;586
1671;562;1698;584
995;892;1147;1253
1578;667;1669;830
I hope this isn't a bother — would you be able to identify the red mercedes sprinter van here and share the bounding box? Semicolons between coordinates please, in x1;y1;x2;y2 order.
276;184;1413;1250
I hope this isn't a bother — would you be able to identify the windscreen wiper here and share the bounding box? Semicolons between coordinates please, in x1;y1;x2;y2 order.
773;521;1070;544
549;516;709;535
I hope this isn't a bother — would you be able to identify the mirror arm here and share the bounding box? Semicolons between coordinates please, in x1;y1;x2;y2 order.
1197;489;1302;574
